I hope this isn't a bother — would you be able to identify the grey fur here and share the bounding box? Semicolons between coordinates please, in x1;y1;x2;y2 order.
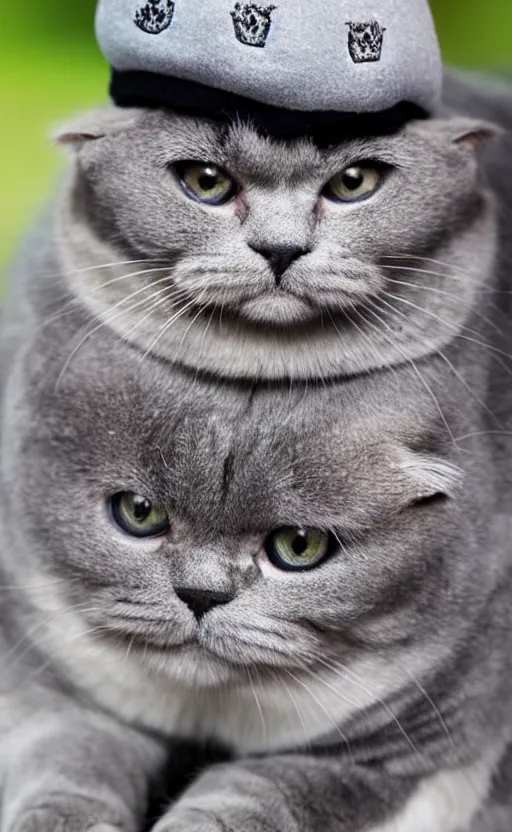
1;70;512;831
54;101;498;381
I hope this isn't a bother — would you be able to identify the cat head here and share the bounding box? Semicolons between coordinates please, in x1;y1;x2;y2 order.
3;316;500;752
55;108;499;380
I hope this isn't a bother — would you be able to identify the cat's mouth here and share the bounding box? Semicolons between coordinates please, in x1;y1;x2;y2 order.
169;258;383;327
101;620;306;689
170;275;320;327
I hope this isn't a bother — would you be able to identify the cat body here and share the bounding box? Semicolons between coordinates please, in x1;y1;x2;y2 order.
0;71;512;831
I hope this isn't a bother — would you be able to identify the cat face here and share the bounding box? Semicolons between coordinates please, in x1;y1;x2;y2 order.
57;109;497;380
3;315;497;749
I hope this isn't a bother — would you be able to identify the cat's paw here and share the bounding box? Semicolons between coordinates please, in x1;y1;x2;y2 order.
152;766;298;832
152;810;224;832
153;805;289;832
5;794;129;832
10;815;122;832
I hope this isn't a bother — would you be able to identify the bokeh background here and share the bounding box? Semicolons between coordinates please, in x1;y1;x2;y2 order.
1;0;511;270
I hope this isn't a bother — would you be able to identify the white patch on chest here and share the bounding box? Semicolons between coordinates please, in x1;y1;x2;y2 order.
371;745;504;832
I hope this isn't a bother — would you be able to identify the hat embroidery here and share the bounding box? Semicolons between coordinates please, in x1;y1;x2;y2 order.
346;21;386;63
134;0;175;34
231;3;277;48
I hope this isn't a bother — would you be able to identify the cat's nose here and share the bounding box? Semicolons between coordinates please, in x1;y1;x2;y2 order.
250;244;309;283
175;587;235;620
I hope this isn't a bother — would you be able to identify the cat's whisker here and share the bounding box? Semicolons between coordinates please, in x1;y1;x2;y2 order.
383;262;512;300
54;299;162;388
46;257;165;278
380;268;512;340
380;253;486;278
353;300;460;449
246;666;268;751
46;274;177;337
317;657;425;763
380;262;482;284
196;306;217;356
381;273;504;336
138;294;207;363
39;268;214;335
328;526;353;556
2;602;103;671
387;657;458;755
15;624;112;690
382;253;512;298
35;258;168;287
121;633;137;666
178;300;212;354
439;350;501;428
38;272;179;331
384;660;481;805
278;672;312;752
304;663;360;711
328;306;396;386
381;290;512;373
54;280;198;388
283;669;354;763
112;288;185;349
379;282;502;347
381;284;504;369
380;288;483;343
82;265;174;292
190;303;218;389
374;293;503;430
218;301;226;333
0;578;67;594
454;429;512;442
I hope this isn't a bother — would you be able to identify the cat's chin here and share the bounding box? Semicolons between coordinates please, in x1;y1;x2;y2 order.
146;644;241;689
238;292;316;325
107;633;290;691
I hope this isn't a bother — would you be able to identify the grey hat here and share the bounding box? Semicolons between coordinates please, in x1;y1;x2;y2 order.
96;0;442;133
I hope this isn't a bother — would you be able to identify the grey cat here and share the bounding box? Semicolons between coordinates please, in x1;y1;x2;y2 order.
53;74;497;383
1;70;512;832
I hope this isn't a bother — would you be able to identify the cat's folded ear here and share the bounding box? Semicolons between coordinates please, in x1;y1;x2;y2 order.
52;107;146;151
399;451;464;505
407;117;504;151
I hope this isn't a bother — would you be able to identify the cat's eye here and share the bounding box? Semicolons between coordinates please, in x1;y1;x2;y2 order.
265;527;334;571
174;162;237;205
325;164;382;203
109;492;170;538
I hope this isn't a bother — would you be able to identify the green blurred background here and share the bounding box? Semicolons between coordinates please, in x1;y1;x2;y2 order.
1;1;512;270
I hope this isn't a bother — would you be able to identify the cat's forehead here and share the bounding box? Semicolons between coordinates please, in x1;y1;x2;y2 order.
127;399;455;537
136;110;421;181
139;110;324;180
53;359;451;536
